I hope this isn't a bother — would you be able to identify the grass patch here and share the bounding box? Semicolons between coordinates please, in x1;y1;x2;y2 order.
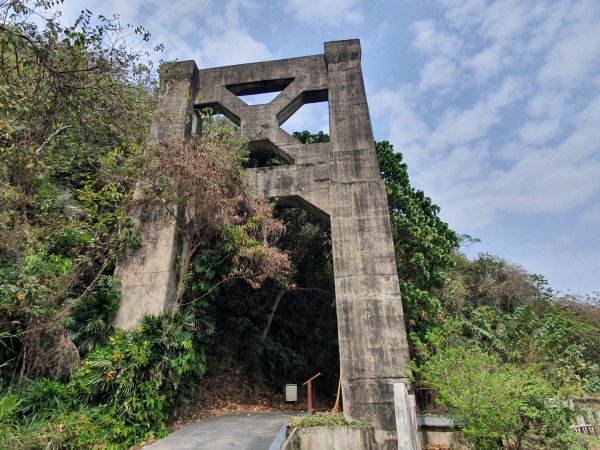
580;434;600;447
288;413;364;428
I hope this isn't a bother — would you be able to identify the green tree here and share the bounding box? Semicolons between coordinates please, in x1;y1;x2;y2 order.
142;124;292;300
440;253;545;315
375;140;459;335
435;253;600;394
416;343;578;450
186;205;338;393
70;311;203;445
0;0;157;379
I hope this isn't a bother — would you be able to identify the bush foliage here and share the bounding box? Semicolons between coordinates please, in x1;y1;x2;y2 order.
416;344;578;449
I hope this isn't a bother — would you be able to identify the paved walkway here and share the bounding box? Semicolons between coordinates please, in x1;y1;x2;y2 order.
145;412;297;450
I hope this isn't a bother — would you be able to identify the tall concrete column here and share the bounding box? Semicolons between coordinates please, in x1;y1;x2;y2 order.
325;40;412;446
114;61;198;329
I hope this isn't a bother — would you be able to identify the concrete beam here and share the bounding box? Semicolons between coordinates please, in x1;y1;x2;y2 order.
325;41;411;442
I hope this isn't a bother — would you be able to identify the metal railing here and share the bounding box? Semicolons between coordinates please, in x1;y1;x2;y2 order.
573;423;599;438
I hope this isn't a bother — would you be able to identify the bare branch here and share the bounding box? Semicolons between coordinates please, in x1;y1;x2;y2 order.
34;124;71;156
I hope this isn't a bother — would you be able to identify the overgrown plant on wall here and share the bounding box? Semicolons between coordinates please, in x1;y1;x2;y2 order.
140;122;292;302
0;1;291;447
1;2;598;448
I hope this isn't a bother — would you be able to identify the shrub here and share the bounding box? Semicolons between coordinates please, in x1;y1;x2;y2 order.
416;345;578;450
65;275;120;356
14;379;79;423
71;311;205;445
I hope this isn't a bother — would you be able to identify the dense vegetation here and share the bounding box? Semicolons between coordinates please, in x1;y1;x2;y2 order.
0;1;291;447
412;254;600;449
1;2;598;449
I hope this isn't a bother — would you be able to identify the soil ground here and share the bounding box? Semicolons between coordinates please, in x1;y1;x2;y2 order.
170;370;336;430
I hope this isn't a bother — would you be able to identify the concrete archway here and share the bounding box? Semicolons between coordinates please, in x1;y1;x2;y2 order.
115;40;412;446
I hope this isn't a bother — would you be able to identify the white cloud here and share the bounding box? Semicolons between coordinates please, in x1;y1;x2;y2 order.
375;0;600;237
428;77;524;151
440;0;486;29
519;119;560;145
54;0;272;68
491;154;600;214
468;44;504;81
418;57;459;92
372;86;428;156
480;0;529;43
410;20;462;57
537;1;600;86
285;0;363;26
526;91;567;119
201;30;272;66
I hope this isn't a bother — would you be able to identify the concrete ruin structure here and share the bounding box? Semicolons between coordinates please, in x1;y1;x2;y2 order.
114;39;413;447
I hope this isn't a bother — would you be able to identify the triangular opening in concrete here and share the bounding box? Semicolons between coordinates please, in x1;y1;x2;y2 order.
244;139;292;169
236;92;280;105
201;113;239;134
226;78;294;105
197;102;241;127
277;91;329;141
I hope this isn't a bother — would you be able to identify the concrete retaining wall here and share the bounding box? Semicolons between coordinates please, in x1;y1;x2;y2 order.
287;426;376;450
575;398;600;425
283;418;468;449
418;415;464;449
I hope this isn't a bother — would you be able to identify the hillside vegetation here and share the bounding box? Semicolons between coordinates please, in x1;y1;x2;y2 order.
1;2;598;449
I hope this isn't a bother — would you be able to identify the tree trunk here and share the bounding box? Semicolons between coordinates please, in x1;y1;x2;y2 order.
259;223;328;341
260;288;287;342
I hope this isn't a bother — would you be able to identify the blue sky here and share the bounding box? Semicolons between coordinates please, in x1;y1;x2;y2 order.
55;0;600;296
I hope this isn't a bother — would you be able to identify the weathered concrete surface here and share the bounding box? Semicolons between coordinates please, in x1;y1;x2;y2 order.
575;398;600;426
114;61;199;329
116;40;413;446
289;426;377;450
144;412;292;450
394;383;418;450
418;416;464;449
419;429;463;449
193;42;412;444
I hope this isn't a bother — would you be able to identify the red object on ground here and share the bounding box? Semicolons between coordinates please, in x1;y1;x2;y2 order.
303;373;323;416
